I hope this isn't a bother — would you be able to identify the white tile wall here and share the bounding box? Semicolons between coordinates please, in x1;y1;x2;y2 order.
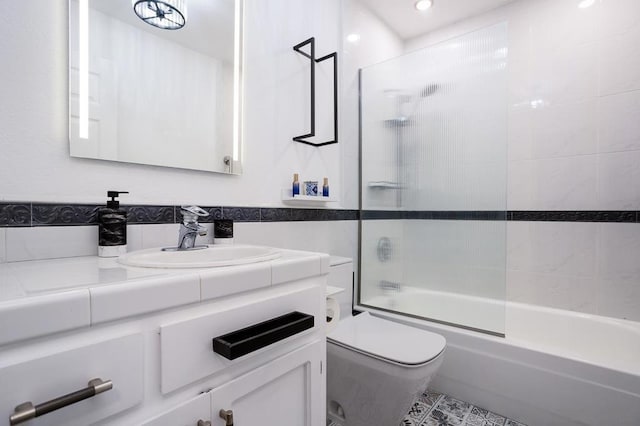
505;221;640;321
599;28;640;96
359;220;404;302
0;0;354;209
597;223;640;321
0;229;5;263
354;0;640;323
597;223;640;279
406;0;640;212
139;224;181;249
127;225;143;252
508;155;598;210
507;269;598;314
531;42;598;105
403;220;507;300
6;226;98;262
507;222;597;277
596;151;640;210
530;100;598;159
597;90;640;153
234;221;358;263
600;0;640;38
1;222;359;286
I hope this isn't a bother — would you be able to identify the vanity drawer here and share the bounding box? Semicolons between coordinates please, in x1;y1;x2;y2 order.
0;332;144;426
160;283;323;393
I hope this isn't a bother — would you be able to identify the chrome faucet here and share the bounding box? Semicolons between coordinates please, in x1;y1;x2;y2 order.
163;206;210;251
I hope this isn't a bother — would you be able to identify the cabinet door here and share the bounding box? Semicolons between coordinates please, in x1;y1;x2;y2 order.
210;340;325;426
140;393;210;426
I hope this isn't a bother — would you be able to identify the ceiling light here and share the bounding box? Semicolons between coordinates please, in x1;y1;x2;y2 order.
578;0;596;8
415;0;433;11
133;0;187;30
346;33;361;43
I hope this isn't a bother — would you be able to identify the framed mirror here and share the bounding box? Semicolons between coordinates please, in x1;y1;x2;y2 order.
69;0;244;174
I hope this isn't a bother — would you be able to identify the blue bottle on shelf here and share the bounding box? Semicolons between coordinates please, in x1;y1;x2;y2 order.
293;173;300;196
322;177;329;197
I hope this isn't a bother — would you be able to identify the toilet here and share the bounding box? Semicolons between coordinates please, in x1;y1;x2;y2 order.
326;257;446;426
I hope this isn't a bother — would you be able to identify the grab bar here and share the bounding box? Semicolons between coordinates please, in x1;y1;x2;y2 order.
9;378;112;425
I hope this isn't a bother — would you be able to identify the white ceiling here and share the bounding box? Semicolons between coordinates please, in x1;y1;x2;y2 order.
358;0;516;40
90;0;235;62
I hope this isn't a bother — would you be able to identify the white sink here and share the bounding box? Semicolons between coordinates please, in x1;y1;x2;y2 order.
118;245;281;269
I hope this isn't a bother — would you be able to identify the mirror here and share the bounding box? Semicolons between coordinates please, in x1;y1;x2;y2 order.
69;0;243;174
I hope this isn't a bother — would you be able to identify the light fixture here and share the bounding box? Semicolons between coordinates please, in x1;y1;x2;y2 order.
578;0;596;8
415;0;433;11
232;0;241;163
132;0;187;30
346;33;361;43
79;0;89;139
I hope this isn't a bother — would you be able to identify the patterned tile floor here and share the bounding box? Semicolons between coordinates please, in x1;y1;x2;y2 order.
328;389;527;426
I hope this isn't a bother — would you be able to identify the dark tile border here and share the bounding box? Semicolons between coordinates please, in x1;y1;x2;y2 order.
361;210;639;223
0;203;360;227
32;204;101;226
2;203;639;227
509;210;637;223
0;203;31;227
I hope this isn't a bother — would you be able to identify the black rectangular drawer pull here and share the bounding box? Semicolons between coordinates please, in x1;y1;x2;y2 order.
212;311;314;360
9;378;112;425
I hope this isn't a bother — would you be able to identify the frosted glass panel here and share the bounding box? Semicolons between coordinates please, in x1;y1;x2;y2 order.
359;24;508;335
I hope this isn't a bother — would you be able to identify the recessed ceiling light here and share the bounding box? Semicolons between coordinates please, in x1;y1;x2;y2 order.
578;0;596;8
346;33;361;43
415;0;433;11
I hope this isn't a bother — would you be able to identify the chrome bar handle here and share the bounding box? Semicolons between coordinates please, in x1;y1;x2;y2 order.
219;409;234;426
9;378;112;425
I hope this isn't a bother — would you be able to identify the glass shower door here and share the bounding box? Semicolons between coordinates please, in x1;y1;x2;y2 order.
359;23;508;336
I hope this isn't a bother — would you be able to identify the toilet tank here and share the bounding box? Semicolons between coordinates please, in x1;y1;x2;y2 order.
328;256;353;319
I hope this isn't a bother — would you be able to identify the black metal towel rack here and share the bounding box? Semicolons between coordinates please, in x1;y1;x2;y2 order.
292;37;338;147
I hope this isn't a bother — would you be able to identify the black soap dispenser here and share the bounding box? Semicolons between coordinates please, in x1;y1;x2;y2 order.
98;191;129;258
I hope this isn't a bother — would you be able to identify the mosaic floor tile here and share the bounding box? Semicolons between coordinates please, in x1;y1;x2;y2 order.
417;390;443;407
328;389;526;426
436;395;472;418
407;401;433;420
399;389;527;426
422;408;464;425
485;412;506;425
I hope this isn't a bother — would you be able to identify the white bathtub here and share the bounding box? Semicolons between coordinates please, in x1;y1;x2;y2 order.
360;287;640;426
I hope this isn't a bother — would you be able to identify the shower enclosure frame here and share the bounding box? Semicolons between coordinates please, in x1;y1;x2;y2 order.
354;22;509;337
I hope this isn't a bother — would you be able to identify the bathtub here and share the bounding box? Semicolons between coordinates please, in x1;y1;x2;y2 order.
360;287;640;426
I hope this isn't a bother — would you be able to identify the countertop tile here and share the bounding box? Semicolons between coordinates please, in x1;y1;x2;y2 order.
90;274;201;324
0;290;90;346
272;252;323;285
200;262;271;301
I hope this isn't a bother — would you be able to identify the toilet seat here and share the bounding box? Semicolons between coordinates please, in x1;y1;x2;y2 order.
327;312;446;367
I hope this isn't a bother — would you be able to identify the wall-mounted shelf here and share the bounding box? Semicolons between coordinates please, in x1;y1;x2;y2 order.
281;189;337;203
326;286;346;297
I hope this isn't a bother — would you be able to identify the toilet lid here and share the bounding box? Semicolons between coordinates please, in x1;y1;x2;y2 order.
327;312;446;366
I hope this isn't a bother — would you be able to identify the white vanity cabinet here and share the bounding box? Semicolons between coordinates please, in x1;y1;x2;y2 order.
0;250;328;426
210;340;326;426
